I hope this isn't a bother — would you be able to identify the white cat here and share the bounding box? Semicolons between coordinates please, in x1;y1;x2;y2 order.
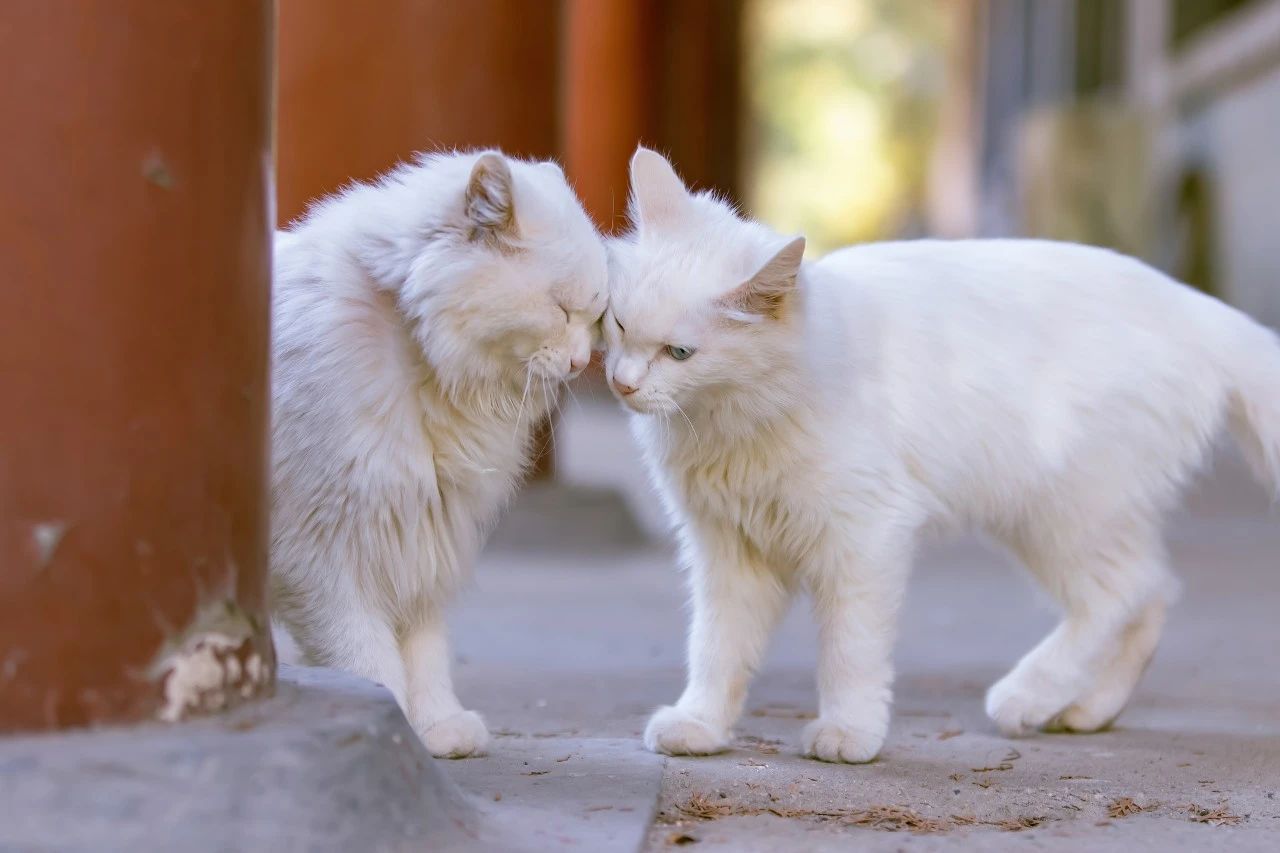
270;151;606;758
605;148;1280;763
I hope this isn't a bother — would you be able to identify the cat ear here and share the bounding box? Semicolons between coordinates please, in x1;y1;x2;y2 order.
629;147;690;228
718;237;806;321
465;152;518;241
538;160;566;179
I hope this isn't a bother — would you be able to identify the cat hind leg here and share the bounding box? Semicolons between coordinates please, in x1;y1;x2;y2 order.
1054;596;1168;732
986;516;1173;736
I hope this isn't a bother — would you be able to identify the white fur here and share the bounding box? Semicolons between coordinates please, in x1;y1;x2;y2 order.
606;148;1280;763
270;151;605;758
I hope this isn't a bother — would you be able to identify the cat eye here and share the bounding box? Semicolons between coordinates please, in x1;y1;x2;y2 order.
665;345;695;361
560;305;572;322
612;314;626;334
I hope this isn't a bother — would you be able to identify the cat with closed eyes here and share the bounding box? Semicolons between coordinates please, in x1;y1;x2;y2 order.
271;150;606;758
605;147;1280;763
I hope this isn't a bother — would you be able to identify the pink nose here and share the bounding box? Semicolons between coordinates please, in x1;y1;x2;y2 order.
612;379;638;396
570;355;590;374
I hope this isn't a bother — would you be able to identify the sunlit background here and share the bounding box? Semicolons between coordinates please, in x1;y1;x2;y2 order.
744;0;947;252
739;0;1280;329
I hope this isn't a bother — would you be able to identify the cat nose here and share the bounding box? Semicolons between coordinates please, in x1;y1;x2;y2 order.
569;354;590;375
612;378;638;396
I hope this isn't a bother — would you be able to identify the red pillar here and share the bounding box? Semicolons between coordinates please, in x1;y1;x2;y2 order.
562;0;655;232
277;0;562;476
562;0;745;226
650;0;744;199
0;1;275;731
277;0;560;226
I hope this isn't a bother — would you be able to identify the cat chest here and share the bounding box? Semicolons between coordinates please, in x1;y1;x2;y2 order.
369;420;522;562
677;464;822;567
418;413;525;499
429;443;522;520
366;444;515;602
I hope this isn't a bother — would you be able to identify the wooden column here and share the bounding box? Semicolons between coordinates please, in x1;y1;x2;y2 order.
562;0;745;222
562;0;655;232
650;0;744;199
277;0;562;477
0;1;275;731
277;0;560;224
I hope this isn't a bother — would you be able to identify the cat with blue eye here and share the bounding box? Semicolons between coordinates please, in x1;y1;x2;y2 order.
604;147;1280;764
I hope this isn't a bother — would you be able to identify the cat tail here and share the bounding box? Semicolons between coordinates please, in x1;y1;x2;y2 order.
1225;316;1280;499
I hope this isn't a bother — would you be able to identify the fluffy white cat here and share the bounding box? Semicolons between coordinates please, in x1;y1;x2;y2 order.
605;148;1280;763
270;150;606;758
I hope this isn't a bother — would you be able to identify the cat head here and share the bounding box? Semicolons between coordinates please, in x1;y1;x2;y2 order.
390;151;607;396
604;147;806;418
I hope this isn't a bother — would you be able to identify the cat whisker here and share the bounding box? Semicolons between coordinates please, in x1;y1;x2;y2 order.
562;377;583;416
550;381;567;420
513;362;533;442
549;382;564;453
534;376;560;464
671;399;700;445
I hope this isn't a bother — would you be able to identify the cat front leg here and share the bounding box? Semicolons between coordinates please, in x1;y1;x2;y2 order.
292;593;410;708
803;526;914;764
645;528;793;756
403;612;488;758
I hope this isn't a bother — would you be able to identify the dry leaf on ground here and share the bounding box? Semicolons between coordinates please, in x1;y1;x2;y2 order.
1107;797;1157;818
844;805;951;833
1185;803;1243;826
676;793;735;820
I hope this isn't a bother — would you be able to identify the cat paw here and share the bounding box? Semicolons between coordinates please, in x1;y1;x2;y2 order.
1051;672;1136;733
419;710;490;759
985;672;1074;737
802;718;885;764
1054;700;1118;733
644;706;728;756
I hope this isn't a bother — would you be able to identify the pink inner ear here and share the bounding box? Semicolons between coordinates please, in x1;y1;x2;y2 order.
718;278;784;320
630;148;690;227
717;237;805;320
465;154;517;241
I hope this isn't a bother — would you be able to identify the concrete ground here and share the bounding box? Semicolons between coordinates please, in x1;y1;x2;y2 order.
440;396;1280;852
0;666;480;853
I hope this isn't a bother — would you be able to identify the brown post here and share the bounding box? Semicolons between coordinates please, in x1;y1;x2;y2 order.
0;2;275;732
650;0;744;200
562;0;745;225
562;0;655;232
277;0;560;225
277;0;562;477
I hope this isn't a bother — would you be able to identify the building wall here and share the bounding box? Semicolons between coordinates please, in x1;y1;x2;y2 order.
1193;66;1280;325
